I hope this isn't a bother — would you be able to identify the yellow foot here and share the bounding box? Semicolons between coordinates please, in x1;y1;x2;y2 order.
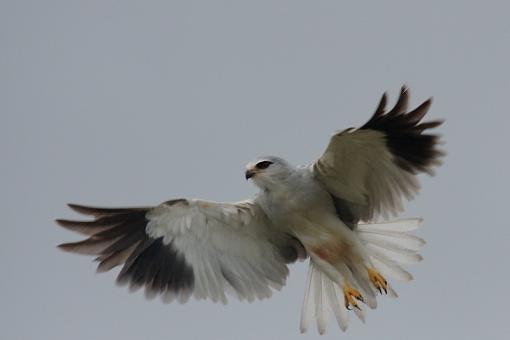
368;268;388;294
343;283;364;310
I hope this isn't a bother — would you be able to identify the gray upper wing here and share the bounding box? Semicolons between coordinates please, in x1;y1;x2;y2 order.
312;87;444;227
57;199;305;304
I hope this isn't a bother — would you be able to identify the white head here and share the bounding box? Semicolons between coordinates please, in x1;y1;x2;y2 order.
245;156;294;190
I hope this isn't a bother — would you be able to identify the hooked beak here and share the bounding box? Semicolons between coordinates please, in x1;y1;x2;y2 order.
245;169;256;180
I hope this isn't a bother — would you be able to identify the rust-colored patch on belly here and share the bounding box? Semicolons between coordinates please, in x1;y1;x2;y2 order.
314;248;331;261
311;240;350;263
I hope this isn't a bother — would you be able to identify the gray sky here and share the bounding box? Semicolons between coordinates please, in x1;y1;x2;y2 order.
2;1;509;339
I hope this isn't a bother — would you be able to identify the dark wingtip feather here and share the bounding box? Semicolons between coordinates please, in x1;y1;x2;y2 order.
388;86;409;116
56;218;102;235
56;219;93;227
405;98;433;125
66;203;148;216
55;216;126;236
374;92;388;116
57;205;151;254
57;202;195;301
416;119;443;131
57;243;70;251
422;97;433;111
362;87;444;175
57;242;87;254
57;238;115;255
67;203;96;215
55;219;96;228
96;242;140;273
55;219;69;227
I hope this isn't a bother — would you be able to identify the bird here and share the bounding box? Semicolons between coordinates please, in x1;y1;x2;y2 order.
56;86;444;334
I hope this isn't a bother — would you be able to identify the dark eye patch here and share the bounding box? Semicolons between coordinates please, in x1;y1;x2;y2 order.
255;161;273;169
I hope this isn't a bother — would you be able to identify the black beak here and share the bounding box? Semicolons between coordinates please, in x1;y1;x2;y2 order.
245;169;255;180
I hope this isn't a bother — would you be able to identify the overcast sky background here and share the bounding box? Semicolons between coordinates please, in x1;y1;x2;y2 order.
2;1;510;339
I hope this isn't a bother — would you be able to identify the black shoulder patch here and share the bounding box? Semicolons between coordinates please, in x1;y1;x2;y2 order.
331;195;359;230
276;235;308;263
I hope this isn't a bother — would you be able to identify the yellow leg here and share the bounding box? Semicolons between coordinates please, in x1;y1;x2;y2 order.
368;268;388;294
342;283;364;310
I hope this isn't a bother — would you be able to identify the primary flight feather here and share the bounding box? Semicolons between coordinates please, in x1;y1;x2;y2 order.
57;86;443;334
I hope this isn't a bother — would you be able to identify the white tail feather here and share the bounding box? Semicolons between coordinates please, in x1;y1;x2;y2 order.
299;261;315;333
300;260;348;334
357;231;424;253
299;218;424;334
365;243;423;264
314;267;329;334
371;256;414;282
325;278;349;331
357;218;422;233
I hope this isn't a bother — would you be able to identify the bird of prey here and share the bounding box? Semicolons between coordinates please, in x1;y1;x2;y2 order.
57;87;443;334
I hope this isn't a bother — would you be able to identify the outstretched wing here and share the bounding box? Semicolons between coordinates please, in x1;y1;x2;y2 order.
57;199;305;304
312;86;444;226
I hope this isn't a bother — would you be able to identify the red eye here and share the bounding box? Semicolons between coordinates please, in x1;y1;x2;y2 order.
255;161;273;169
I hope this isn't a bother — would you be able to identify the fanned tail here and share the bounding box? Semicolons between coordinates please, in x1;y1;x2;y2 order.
300;260;349;334
299;218;424;334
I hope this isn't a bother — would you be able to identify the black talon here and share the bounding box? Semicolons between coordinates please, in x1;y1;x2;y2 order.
354;304;361;311
383;287;388;294
376;287;382;294
356;295;364;302
346;305;352;310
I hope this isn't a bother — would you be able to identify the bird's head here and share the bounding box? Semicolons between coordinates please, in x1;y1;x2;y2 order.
245;156;294;190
